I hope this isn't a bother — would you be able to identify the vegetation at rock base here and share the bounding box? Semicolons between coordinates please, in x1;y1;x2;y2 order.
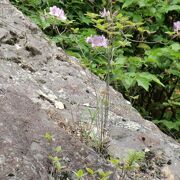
44;131;147;179
43;131;173;180
10;0;180;141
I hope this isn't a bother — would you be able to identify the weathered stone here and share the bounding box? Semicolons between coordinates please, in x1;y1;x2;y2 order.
0;0;179;179
0;28;9;41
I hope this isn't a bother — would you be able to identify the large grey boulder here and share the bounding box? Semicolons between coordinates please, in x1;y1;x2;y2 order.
0;1;179;179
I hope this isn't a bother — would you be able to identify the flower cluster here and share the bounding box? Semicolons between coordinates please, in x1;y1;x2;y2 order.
173;21;180;32
49;6;66;21
100;8;110;18
86;35;108;48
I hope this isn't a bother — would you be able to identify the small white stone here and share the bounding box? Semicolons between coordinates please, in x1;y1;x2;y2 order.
54;101;64;109
126;100;131;105
47;93;57;101
58;88;64;93
15;44;21;50
83;103;90;107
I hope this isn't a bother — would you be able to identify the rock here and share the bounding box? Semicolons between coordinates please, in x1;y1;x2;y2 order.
0;88;105;179
0;0;179;179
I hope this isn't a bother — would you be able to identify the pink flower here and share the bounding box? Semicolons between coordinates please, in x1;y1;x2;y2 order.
100;8;110;18
173;21;180;32
86;35;108;48
49;6;67;21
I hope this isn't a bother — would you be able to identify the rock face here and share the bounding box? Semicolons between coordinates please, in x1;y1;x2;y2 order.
0;1;179;179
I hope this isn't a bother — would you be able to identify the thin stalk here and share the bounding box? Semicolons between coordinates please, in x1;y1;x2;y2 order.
102;44;113;140
72;35;103;143
101;0;114;144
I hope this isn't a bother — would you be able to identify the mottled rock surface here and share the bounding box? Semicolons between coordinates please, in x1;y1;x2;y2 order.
0;1;179;179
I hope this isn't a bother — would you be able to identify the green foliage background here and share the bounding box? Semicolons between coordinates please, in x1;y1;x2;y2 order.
11;0;180;140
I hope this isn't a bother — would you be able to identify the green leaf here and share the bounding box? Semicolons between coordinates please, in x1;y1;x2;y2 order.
167;100;180;107
43;132;53;141
150;75;164;87
109;158;120;166
125;150;145;170
53;146;62;153
153;120;180;131
137;0;147;7
79;15;91;25
118;40;131;47
124;77;135;88
48;156;62;172
130;95;139;100
136;77;150;91
75;169;84;178
122;0;135;8
138;72;164;87
138;43;151;50
71;28;79;34
122;73;136;90
86;167;94;175
86;12;99;18
169;69;180;77
171;43;180;51
114;55;126;65
165;5;180;12
98;169;112;178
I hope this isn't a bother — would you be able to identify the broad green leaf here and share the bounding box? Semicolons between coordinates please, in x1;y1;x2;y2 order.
122;0;135;8
136;77;150;91
122;73;136;89
169;69;180;77
138;43;151;50
171;43;180;51
153;120;180;131
86;12;99;18
114;56;126;65
138;72;164;87
165;5;180;12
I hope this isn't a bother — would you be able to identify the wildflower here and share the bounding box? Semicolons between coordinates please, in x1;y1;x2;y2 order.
49;6;67;21
86;35;108;48
100;8;110;18
173;21;180;32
